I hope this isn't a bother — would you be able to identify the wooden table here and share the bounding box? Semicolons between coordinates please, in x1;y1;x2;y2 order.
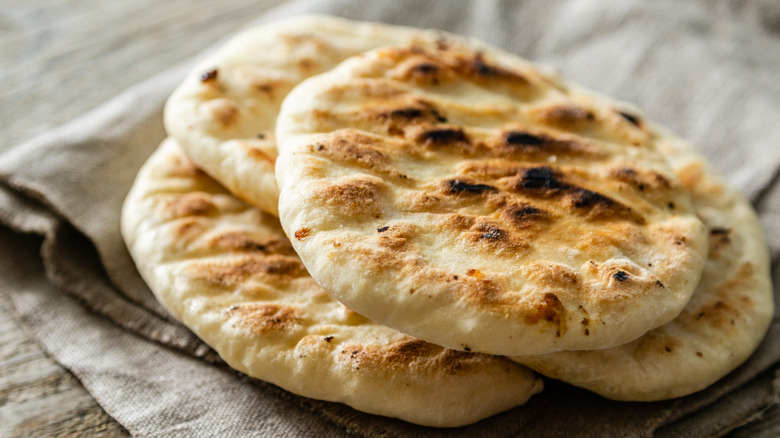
0;1;776;436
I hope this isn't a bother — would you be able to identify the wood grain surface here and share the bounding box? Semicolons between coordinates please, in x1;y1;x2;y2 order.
0;1;776;436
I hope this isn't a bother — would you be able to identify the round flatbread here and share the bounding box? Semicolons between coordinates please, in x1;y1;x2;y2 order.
275;41;708;356
164;15;442;216
121;138;542;428
511;128;773;401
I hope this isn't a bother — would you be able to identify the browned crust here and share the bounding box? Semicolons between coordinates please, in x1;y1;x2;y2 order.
210;101;240;128
505;166;645;224
242;143;276;163
337;338;511;376
528;103;596;131
208;231;296;255
228;303;298;334
313;176;387;219
522;292;568;338
184;254;307;287
312;131;392;173
389;47;540;101
160;193;218;219
683;262;756;333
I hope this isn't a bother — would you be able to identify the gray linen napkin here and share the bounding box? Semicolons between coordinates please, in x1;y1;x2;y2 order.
2;0;780;436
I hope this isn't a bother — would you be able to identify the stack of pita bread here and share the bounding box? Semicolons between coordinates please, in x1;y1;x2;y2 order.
121;16;773;427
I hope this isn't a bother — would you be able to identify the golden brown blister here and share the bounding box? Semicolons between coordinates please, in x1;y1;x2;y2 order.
275;41;708;356
121;139;542;427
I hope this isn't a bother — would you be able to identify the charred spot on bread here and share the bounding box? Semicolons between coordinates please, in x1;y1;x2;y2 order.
478;225;506;240
520;166;563;190
612;271;629;282
610;167;673;192
446;179;499;195
413;62;439;75
569;187;615;209
500;130;603;159
501;203;549;229
200;68;219;82
618;111;641;127
389;107;424;119
505;131;545;146
455;52;530;86
417;127;469;145
511;167;644;223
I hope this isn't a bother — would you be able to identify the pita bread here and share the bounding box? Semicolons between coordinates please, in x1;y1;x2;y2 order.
164;15;441;215
120;138;542;427
274;41;709;356
511;127;773;401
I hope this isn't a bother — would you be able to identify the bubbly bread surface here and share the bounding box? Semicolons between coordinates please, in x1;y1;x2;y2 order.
121;138;542;427
275;41;709;356
165;15;443;215
512;127;773;401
